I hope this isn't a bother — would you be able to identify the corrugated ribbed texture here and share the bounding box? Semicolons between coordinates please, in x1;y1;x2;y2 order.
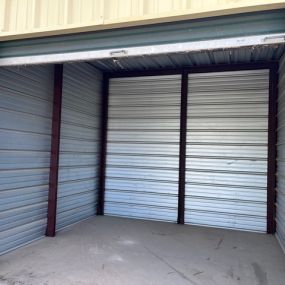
185;70;269;232
277;53;285;250
0;65;53;254
2;0;284;40
91;45;285;72
56;63;102;230
105;75;181;222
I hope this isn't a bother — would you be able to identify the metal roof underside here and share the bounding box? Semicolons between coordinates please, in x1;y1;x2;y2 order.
88;44;285;72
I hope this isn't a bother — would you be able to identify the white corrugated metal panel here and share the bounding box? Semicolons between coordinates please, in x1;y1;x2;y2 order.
277;53;285;250
56;63;102;230
185;69;269;232
1;0;285;41
0;65;53;254
105;75;181;222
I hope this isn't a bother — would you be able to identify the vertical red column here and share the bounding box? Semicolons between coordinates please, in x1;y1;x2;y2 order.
46;64;63;237
267;64;278;234
97;74;109;215
178;70;188;224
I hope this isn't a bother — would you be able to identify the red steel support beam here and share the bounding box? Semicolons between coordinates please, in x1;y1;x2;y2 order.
177;70;188;224
97;74;109;215
267;64;278;234
46;64;63;237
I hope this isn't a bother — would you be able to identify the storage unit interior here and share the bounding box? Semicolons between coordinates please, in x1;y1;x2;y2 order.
91;45;285;235
1;42;285;284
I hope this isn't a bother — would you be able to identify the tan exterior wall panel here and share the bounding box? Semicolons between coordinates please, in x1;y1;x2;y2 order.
1;0;285;41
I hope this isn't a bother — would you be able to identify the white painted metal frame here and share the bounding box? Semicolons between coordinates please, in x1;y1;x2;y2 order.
0;34;284;67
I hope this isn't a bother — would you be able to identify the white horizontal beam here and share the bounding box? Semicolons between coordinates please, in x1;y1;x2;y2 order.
0;33;284;66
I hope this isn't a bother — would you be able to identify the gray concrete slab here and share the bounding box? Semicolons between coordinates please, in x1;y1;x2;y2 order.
0;216;285;285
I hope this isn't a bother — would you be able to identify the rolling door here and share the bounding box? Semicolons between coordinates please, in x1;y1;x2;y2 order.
0;65;53;254
56;63;102;230
105;75;181;222
185;70;269;232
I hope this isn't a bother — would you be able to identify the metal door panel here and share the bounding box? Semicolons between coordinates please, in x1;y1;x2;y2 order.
56;63;102;230
185;69;269;232
0;65;53;254
105;75;181;222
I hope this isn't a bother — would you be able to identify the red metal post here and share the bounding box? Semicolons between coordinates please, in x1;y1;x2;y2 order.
46;64;63;237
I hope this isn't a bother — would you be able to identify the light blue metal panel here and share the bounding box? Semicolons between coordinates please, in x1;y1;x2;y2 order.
185;69;269;232
0;65;53;255
105;75;181;222
56;63;102;230
277;53;285;251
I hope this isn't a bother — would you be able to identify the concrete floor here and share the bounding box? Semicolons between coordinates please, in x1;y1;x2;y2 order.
0;216;285;285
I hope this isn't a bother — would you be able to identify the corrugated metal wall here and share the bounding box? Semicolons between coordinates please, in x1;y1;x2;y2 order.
277;53;285;250
0;65;53;254
105;75;181;222
1;0;285;40
185;70;269;232
56;63;102;230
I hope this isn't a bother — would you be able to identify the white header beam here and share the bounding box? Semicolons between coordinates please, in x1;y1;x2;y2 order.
0;34;284;67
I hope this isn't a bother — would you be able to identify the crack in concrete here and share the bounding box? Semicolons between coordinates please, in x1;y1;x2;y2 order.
252;263;268;285
193;271;204;276
142;245;199;285
215;238;224;250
